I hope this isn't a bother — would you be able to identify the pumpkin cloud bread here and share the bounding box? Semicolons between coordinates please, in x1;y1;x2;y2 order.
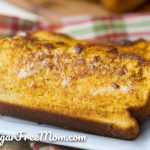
0;34;149;139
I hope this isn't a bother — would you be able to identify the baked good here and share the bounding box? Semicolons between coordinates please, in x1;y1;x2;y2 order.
0;33;149;139
101;0;146;12
115;40;150;59
31;30;150;60
28;30;87;45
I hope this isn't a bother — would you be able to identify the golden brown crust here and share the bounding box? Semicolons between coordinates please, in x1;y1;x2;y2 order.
0;101;139;140
30;31;150;60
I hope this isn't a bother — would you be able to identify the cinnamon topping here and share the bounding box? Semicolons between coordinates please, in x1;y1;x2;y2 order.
105;47;118;53
74;44;84;54
111;82;120;89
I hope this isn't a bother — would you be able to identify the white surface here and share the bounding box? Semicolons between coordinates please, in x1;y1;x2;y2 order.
0;0;39;20
0;115;149;150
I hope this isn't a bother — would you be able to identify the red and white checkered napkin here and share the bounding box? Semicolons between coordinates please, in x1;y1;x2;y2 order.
1;13;150;150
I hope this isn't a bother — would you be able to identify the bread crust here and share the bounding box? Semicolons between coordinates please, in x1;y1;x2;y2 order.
129;95;150;122
0;101;139;140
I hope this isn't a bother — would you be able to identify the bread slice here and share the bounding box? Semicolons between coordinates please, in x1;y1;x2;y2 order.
0;34;149;140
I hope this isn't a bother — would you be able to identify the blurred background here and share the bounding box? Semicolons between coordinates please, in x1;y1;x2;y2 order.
0;0;150;20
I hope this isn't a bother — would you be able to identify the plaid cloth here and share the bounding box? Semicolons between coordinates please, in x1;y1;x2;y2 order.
1;13;150;42
1;13;150;150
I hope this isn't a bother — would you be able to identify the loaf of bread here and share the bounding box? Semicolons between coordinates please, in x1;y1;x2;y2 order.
0;31;149;140
101;0;146;12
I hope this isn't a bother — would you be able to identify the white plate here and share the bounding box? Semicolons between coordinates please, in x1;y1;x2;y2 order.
0;115;149;150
